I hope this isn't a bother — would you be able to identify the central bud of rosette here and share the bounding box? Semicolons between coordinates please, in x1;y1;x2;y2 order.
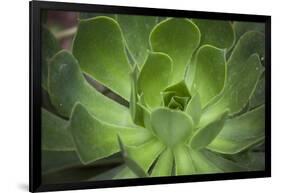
161;80;191;111
150;80;193;147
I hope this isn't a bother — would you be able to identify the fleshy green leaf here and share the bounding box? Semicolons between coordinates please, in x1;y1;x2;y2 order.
42;26;60;90
42;155;122;184
230;151;265;171
202;150;246;172
69;103;152;164
228;31;265;66
112;166;138;179
190;110;228;149
185;93;202;127
192;45;226;106
118;136;148;177
129;65;140;124
188;148;222;174
151;148;173;177
121;138;165;173
138;52;172;108
42;150;81;174
73;16;131;100
48;50;134;127
173;145;195;175
193;19;235;49
250;73;265;109
42;108;74;151
129;66;153;128
91;164;137;181
201;32;264;125
207;105;265;154
150;18;200;83
233;21;265;42
117;15;158;66
151;108;193;147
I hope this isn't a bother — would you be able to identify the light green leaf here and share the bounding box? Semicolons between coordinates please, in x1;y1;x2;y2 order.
129;65;140;124
190;110;228;149
151;108;193;147
118;136;148;177
73;16;131;100
151;148;173;177
48;50;134;127
69;103;152;164
193;19;235;49
173;145;195;175
185;93;202;127
207;105;265;154
117;15;158;66
150;18;200;83
42;26;60;90
192;45;226;106
129;66;153;128
122;138;165;173
138;52;172;108
201;32;264;124
42;108;74;151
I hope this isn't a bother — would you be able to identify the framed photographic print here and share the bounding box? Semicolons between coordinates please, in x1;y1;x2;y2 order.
29;0;271;192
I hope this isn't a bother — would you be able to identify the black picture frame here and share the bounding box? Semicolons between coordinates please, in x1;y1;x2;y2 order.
29;0;271;192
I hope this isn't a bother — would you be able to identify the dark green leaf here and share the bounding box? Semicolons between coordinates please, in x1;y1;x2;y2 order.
250;72;265;109
207;105;265;154
193;19;235;49
42;26;60;90
233;21;265;42
117;15;158;66
42;150;81;174
42;108;74;151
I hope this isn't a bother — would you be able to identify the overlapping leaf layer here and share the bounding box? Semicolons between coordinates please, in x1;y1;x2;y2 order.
42;14;265;182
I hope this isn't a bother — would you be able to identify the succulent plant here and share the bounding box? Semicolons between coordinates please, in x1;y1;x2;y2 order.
42;14;265;183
